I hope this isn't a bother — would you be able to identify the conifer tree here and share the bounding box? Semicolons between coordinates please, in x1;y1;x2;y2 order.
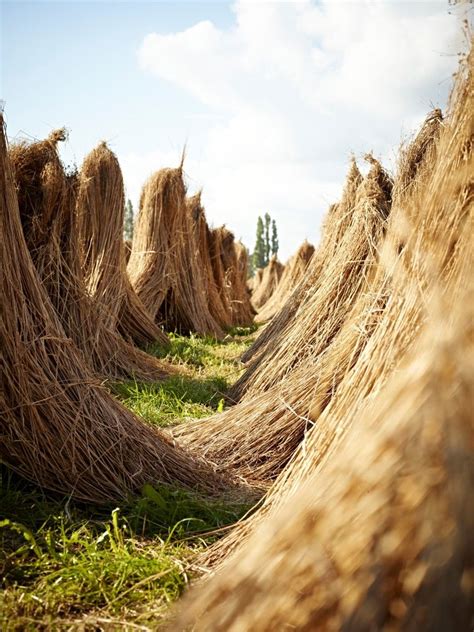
264;212;271;265
271;219;279;256
252;216;266;270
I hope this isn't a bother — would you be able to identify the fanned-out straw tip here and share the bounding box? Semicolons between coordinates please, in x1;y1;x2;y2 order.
48;127;68;144
363;152;378;166
347;155;360;177
427;107;443;123
179;144;187;170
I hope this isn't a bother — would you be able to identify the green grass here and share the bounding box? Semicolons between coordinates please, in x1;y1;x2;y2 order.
1;332;256;630
0;470;250;629
1;513;187;628
149;330;254;377
226;324;258;337
0;471;184;629
110;329;253;428
111;375;228;428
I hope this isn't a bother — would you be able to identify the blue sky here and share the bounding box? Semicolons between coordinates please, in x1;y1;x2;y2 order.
2;2;233;165
1;1;468;258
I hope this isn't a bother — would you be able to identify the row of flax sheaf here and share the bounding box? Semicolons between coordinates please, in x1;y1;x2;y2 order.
0;122;254;503
170;48;473;630
0;43;472;630
11;133;254;383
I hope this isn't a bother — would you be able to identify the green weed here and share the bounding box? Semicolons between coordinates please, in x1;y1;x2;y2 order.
0;468;251;629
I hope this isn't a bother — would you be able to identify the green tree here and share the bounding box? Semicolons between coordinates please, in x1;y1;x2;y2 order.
252;215;266;270
264;212;271;265
271;219;279;256
124;199;134;241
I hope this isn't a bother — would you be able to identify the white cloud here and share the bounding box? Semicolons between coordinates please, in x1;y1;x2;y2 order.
126;0;466;259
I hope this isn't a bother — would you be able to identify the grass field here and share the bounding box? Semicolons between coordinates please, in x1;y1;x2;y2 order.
0;328;257;630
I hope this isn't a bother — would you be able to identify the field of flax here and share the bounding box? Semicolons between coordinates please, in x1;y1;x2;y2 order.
1;47;472;632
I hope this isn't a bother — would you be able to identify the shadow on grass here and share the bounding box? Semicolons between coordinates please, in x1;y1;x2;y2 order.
110;375;228;428
0;465;252;542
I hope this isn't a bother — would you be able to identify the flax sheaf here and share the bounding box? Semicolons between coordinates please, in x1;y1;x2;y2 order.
9;132;170;381
255;240;315;324
77;142;169;348
174;155;393;482
127;167;223;336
